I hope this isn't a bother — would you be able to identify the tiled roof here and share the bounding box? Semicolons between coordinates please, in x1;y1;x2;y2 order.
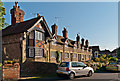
2;17;41;36
56;35;75;46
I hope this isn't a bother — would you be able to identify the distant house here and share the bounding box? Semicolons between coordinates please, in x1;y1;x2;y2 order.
2;2;92;63
111;47;120;57
99;49;111;56
89;46;100;58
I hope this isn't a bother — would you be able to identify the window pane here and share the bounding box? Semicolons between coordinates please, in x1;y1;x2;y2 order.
59;62;69;67
29;48;34;57
74;54;77;58
39;32;42;40
51;51;56;58
65;53;69;58
35;48;44;57
35;31;38;40
29;31;34;39
77;62;86;67
72;62;77;67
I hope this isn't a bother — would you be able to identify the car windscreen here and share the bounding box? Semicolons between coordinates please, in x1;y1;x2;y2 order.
59;62;69;67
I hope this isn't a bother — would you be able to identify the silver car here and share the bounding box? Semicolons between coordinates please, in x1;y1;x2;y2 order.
56;62;94;79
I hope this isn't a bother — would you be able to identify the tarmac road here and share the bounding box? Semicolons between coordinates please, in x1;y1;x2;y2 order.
19;73;120;81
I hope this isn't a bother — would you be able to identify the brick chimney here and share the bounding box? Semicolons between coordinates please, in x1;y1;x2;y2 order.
76;34;80;48
81;38;84;47
85;40;89;48
10;2;25;26
51;24;57;35
62;28;68;38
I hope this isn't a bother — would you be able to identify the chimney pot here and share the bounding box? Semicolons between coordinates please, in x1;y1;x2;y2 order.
15;2;18;7
18;6;20;9
76;34;80;48
51;24;57;35
37;13;40;17
85;40;89;48
81;38;84;47
62;27;68;38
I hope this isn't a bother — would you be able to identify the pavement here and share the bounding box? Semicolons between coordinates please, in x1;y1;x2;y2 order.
19;73;120;81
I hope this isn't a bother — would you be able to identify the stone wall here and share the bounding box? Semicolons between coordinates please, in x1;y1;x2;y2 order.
2;63;20;80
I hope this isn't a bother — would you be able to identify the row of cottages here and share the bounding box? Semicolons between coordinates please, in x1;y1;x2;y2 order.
2;2;92;63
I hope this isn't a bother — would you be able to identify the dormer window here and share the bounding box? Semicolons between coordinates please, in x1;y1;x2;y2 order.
52;39;56;45
65;43;68;47
82;46;84;51
65;39;69;47
74;44;77;49
87;48;89;52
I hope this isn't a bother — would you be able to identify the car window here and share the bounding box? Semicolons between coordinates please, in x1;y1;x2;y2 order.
59;62;69;67
72;62;86;67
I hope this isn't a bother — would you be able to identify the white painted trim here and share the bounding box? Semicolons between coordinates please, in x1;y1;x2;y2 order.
27;17;43;32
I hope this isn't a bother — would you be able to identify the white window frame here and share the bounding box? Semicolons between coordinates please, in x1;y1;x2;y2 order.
82;55;84;60
52;39;56;46
51;51;57;58
65;53;69;58
35;31;43;41
73;54;77;58
35;48;44;57
29;48;34;57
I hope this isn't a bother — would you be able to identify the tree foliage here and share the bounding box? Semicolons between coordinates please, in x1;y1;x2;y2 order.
0;1;6;29
117;47;120;58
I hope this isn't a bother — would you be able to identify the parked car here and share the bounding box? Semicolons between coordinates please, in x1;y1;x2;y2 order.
56;62;94;79
106;62;120;71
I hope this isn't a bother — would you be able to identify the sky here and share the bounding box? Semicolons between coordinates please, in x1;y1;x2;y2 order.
2;2;118;51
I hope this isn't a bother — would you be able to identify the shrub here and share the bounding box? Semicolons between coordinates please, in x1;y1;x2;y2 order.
56;51;60;63
109;57;118;62
100;57;105;63
99;63;102;68
95;57;100;62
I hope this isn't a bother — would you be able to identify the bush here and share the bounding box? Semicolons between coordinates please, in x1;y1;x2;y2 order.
109;57;118;62
100;57;105;63
95;57;100;62
56;51;60;63
99;63;102;68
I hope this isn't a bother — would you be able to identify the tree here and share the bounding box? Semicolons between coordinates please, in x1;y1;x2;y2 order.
0;1;6;30
117;47;120;58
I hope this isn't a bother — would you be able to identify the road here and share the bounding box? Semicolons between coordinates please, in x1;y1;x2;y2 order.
19;73;120;81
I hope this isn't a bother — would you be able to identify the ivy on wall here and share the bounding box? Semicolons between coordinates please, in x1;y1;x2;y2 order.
56;51;60;63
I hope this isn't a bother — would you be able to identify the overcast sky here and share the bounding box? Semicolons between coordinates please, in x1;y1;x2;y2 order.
3;2;118;51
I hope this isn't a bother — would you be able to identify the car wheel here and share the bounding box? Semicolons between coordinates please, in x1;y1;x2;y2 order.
69;72;75;79
87;71;92;77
